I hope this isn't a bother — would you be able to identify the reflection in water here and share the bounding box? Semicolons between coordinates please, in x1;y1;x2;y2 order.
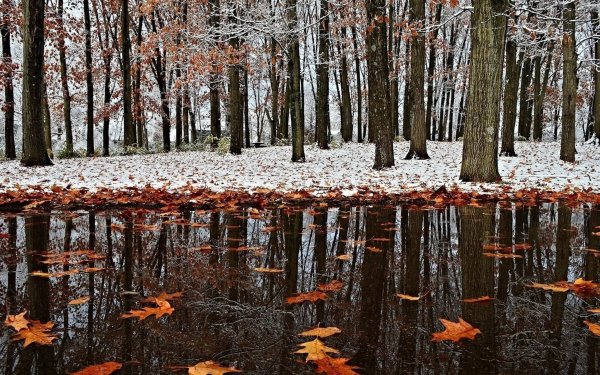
0;203;599;374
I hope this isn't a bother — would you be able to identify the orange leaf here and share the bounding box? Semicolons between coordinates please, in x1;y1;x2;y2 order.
431;318;481;343
254;267;284;274
483;253;522;259
584;321;600;337
313;356;360;375
570;278;600;297
462;296;494;303
68;296;90;305
286;291;328;305
396;293;422;301
513;243;533;250
121;299;174;320
528;282;569;293
317;280;343;292
4;311;30;331
295;339;339;362
11;321;58;347
188;361;241;375
588;308;600;313
298;326;341;338
335;254;352;261
71;361;122;375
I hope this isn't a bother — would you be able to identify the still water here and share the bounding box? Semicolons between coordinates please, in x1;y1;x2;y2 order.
0;202;599;374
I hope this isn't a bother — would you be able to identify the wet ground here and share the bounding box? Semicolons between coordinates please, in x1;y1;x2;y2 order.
0;202;599;374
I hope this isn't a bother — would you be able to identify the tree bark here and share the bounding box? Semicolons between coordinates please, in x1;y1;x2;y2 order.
425;2;442;141
58;0;73;155
21;0;52;166
315;0;330;148
228;10;243;155
287;0;305;162
592;10;600;142
560;1;576;162
405;0;429;159
269;36;279;145
517;57;532;139
43;80;53;158
121;0;136;147
339;31;353;143
351;15;363;142
84;0;94;156
500;40;519;156
1;0;15;159
460;0;507;182
402;41;412;141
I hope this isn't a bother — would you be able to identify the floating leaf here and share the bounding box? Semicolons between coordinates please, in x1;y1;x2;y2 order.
68;296;90;305
313;356;360;375
254;267;284;273
295;339;340;362
513;243;533;250
141;291;183;303
570;278;600;297
588;308;600;313
431;318;481;343
286;291;328;305
335;254;351;261
528;282;569;293
71;361;122;375
11;321;58;347
121;299;174;320
584;321;600;337
462;296;494;303
4;311;30;331
483;253;522;259
317;280;343;292
298;326;341;338
396;293;422;301
188;361;241;375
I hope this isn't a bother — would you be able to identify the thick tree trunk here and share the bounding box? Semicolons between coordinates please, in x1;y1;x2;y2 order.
531;56;542;141
406;0;429;159
58;0;73;155
121;0;136;147
402;41;412;141
208;2;221;145
460;0;507;182
592;11;600;142
366;0;394;169
102;55;111;156
269;37;279;145
339;32;353;143
560;1;576;162
21;0;52;165
500;40;519;156
315;0;330;148
134;13;144;148
228;28;243;154
1;0;15;159
425;2;442;141
84;0;94;156
517;58;532;139
287;0;305;162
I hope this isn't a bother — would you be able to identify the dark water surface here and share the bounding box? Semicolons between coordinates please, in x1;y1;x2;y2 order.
1;203;599;374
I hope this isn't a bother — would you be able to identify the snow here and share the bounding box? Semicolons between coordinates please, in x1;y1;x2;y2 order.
0;141;599;196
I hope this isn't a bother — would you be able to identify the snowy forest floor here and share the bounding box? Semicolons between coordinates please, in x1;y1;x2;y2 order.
1;141;599;198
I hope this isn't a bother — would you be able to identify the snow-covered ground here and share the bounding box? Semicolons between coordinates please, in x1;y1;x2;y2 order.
0;141;599;195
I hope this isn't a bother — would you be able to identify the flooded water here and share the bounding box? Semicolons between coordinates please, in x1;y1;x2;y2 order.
0;202;599;374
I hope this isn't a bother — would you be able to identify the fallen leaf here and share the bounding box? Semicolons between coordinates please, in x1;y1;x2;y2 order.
584;321;600;337
141;291;184;303
68;296;90;305
286;291;328;305
588;308;600;313
317;280;343;292
462;296;494;303
396;293;422;301
570;278;600;297
431;318;481;343
11;321;58;347
335;254;351;261
483;253;522;259
513;243;533;250
298;326;341;338
4;311;30;331
313;356;360;375
188;361;241;375
254;267;284;273
528;282;569;293
71;361;122;375
121;299;174;320
295;339;340;362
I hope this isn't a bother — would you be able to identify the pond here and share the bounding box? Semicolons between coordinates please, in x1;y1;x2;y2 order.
0;202;599;374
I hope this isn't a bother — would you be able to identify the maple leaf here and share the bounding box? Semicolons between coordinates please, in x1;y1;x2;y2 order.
5;311;30;331
121;299;174;320
313;356;359;375
317;280;343;292
462;296;494;303
299;326;341;338
286;291;328;305
528;282;569;293
187;361;241;375
141;291;184;303
584;321;600;337
431;318;481;343
71;361;122;375
570;278;600;297
11;321;58;347
68;296;90;305
295;339;340;362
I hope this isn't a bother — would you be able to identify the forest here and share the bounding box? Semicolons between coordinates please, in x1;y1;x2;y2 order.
1;1;600;375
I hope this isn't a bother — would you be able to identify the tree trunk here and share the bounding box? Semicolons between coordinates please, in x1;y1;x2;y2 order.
175;84;182;148
244;68;250;148
287;0;305;162
366;0;394;169
517;57;532;139
209;0;221;145
121;0;136;147
134;13;144;148
228;20;243;155
402;41;412;141
425;2;442;141
500;40;519;156
351;16;363;142
183;87;191;143
269;36;279;145
58;0;73;155
84;0;94;156
339;32;353;143
21;0;52;165
459;0;507;182
405;0;429;159
315;0;330;148
102;53;111;156
592;10;600;142
1;0;15;159
43;80;53;158
560;1;576;162
531;55;543;141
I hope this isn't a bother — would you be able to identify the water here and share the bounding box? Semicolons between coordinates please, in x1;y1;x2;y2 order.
0;203;599;374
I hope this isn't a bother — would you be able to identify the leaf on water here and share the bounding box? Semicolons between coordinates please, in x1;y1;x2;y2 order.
335;254;351;261
11;321;58;347
68;296;90;305
588;308;600;313
396;293;422;301
482;253;523;259
366;246;382;253
482;244;505;251
584;321;600;337
317;280;343;292
30;269;80;278
121;299;174;320
295;339;340;362
513;243;533;250
4;311;30;331
431;318;481;343
570;278;600;297
82;267;110;273
141;291;183;303
528;282;570;293
313;356;360;375
71;361;122;375
298;326;341;338
462;296;494;303
187;360;241;375
286;291;329;305
254;267;284;274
